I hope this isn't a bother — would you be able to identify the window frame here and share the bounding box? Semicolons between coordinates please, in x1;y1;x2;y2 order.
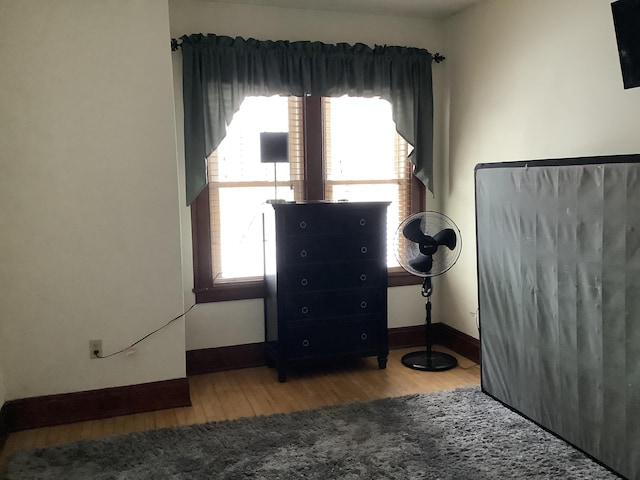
191;96;425;304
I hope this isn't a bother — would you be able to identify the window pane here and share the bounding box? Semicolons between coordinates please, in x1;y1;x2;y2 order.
209;96;304;282
217;187;295;279
325;96;410;269
326;96;398;181
216;96;291;183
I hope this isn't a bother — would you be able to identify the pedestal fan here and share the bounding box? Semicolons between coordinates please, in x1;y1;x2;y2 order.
394;211;462;371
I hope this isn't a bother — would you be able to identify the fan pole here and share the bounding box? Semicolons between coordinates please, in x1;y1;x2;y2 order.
423;277;433;362
400;277;458;372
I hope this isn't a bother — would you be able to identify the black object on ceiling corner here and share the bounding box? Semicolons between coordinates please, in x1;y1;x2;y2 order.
612;0;640;89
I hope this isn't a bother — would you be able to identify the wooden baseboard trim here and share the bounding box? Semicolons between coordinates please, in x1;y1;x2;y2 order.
186;324;480;376
6;378;191;432
433;323;481;365
0;403;9;448
388;325;425;349
186;343;265;376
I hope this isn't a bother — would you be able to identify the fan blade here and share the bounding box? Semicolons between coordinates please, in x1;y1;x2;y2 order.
409;254;432;273
402;217;430;244
433;228;457;250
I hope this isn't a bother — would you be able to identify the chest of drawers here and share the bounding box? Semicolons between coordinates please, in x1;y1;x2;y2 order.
263;201;390;382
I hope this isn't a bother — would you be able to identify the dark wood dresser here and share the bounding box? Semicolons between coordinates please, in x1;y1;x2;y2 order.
263;201;390;382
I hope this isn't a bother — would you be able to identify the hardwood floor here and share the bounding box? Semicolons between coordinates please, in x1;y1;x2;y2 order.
0;347;480;473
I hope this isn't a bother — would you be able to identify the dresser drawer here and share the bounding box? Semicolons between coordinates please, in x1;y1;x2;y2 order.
285;319;384;360
282;289;386;320
280;205;384;236
346;319;385;353
280;261;385;292
280;235;384;265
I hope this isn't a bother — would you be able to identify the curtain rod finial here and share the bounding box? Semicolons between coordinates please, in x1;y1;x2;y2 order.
432;53;445;63
171;38;182;52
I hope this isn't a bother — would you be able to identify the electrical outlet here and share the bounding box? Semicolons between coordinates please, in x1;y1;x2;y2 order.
89;339;102;359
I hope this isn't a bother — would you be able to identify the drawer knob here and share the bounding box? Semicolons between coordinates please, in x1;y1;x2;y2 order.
301;278;308;286
360;274;367;282
300;249;308;258
301;306;309;314
360;246;368;254
359;218;366;226
299;221;307;229
360;301;367;309
361;333;368;340
302;339;310;347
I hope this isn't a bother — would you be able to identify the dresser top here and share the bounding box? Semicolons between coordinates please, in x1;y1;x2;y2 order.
269;200;391;208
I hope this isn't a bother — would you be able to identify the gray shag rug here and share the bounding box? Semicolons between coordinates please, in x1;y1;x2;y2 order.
3;386;619;479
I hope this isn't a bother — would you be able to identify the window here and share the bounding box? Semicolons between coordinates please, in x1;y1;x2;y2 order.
323;96;411;268
191;95;424;302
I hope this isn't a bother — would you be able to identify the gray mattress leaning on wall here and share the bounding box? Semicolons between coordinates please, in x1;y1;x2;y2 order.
475;154;640;480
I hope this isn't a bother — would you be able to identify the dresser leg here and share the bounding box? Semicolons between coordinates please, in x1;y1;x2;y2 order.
377;355;388;369
278;368;287;383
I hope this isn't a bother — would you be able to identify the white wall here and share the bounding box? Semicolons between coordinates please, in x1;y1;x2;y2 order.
169;0;448;350
441;0;640;338
0;0;185;400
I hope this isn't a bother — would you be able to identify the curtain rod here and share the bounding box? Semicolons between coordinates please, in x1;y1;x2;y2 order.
170;38;446;63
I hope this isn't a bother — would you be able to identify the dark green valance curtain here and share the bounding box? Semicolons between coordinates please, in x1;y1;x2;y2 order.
180;33;435;205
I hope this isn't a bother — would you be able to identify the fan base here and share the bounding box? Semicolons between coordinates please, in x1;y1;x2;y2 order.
401;351;458;371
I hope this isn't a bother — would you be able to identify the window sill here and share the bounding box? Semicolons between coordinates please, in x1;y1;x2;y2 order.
194;280;265;303
194;269;421;303
387;268;424;287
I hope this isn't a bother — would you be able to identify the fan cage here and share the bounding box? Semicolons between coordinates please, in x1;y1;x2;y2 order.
394;211;462;278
